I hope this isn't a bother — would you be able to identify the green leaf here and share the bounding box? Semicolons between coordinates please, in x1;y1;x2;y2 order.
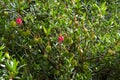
17;64;26;71
101;2;107;14
43;26;47;34
0;45;5;50
0;51;4;62
93;4;101;13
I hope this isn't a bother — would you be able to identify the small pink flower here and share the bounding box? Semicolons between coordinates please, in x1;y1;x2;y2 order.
58;35;64;43
16;17;22;25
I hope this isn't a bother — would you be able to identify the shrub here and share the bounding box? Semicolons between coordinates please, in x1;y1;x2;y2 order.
0;0;120;80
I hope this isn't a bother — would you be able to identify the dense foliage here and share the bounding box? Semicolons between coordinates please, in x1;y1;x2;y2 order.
0;0;120;80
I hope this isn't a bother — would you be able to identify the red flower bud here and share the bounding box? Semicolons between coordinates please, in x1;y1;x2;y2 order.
16;17;22;25
58;35;64;43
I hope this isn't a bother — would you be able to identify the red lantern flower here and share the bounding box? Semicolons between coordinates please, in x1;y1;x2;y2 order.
16;17;22;25
58;35;64;43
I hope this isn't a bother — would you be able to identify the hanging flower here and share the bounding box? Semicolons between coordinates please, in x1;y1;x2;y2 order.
16;17;22;25
58;35;64;43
